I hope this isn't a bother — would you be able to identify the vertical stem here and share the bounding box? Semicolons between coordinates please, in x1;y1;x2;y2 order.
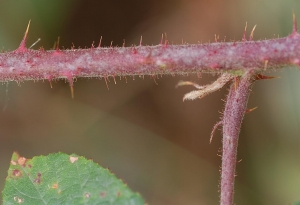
220;70;255;205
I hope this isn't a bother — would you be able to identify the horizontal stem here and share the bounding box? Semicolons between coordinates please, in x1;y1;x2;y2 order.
0;32;300;82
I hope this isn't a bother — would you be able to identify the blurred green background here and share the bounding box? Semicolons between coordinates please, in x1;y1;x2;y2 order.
0;0;300;204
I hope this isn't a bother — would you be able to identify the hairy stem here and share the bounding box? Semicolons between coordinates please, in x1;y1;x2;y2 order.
0;29;300;83
221;70;255;205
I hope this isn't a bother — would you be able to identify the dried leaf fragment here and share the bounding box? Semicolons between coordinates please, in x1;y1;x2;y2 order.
177;73;235;101
69;156;78;163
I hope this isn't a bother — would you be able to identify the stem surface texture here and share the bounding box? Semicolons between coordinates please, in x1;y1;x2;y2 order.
0;31;300;82
221;70;255;205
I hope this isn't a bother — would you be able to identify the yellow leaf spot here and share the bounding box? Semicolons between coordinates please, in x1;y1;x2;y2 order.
52;183;58;189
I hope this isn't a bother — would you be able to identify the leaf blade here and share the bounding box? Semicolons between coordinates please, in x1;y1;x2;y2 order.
3;152;144;205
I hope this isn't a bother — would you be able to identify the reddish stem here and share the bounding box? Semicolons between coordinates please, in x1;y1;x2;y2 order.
221;70;255;205
0;32;300;83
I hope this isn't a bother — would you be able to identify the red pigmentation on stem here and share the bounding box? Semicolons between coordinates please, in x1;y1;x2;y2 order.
0;19;300;83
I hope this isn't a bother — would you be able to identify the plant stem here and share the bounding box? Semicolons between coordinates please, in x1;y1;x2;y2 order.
0;30;300;83
220;70;255;205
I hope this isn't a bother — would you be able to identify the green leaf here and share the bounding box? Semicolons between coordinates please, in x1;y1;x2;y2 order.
2;152;145;205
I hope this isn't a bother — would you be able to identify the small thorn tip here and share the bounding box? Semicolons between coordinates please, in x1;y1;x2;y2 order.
29;38;41;49
17;20;31;51
255;74;279;80
293;12;298;34
140;36;143;46
242;22;247;41
246;106;258;114
25;20;31;39
98;36;102;48
249;25;257;41
104;77;109;90
210;121;222;144
160;34;163;45
56;37;60;51
70;86;74;99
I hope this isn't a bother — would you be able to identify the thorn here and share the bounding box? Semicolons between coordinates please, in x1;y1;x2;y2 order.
264;60;269;70
56;36;60;51
17;20;31;51
110;41;113;48
242;22;247;41
139;36;142;46
104;77;109;90
47;75;53;88
214;34;219;43
66;76;74;99
293;11;298;34
98;36;102;48
70;86;74;99
255;74;279;80
29;38;41;49
160;33;163;45
52;41;57;50
113;76;116;84
164;40;168;47
151;75;158;85
246;106;258;114
24;20;31;39
164;33;168;47
210;121;223;144
122;39;125;47
249;25;257;41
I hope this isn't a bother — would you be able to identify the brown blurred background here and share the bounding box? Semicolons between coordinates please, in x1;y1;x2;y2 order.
0;0;300;204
